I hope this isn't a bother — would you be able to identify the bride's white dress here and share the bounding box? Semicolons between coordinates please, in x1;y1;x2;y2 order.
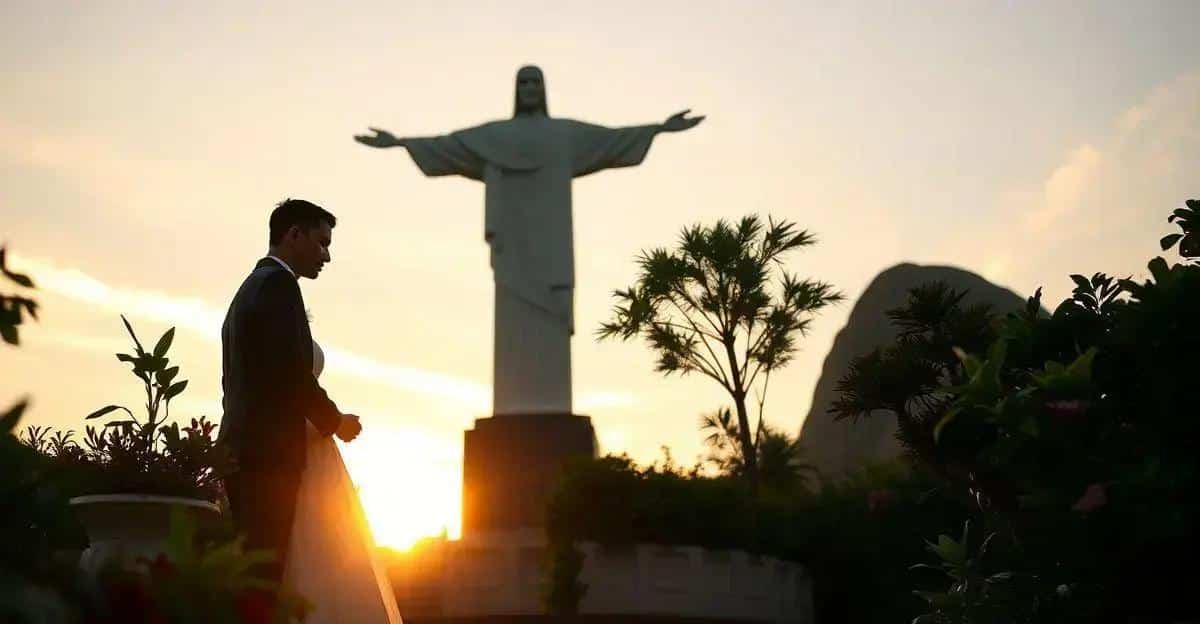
282;340;403;623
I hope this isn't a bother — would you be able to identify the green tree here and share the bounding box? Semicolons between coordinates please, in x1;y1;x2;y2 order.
599;215;842;488
836;201;1200;622
0;245;38;349
700;407;816;493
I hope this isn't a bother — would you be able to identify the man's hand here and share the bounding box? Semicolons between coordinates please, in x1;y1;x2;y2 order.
354;127;406;148
661;109;705;133
335;414;362;442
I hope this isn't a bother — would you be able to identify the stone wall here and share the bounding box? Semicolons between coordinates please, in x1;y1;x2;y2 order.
433;532;812;624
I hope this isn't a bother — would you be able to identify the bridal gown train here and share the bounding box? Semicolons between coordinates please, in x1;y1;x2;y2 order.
281;340;403;623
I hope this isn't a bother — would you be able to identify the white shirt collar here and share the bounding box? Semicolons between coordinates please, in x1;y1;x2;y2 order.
266;255;297;278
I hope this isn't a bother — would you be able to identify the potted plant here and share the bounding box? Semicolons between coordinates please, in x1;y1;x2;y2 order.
29;315;234;576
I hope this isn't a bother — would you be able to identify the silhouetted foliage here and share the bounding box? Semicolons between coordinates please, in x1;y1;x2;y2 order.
600;215;842;487
834;202;1200;622
544;453;966;622
700;408;816;494
1159;198;1199;260
23;316;233;501
0;245;38;347
0;248;306;622
830;281;999;478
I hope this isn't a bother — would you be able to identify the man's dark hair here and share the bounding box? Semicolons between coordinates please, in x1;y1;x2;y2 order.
269;198;336;245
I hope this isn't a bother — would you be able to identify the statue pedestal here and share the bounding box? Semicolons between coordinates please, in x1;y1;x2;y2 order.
462;413;597;536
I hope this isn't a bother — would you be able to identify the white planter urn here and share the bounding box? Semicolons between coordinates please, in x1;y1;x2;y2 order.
69;494;222;577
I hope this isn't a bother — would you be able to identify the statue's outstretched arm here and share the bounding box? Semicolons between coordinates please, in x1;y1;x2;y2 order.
353;127;409;149
659;109;705;133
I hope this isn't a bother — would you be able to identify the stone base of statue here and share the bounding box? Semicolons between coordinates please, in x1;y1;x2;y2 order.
462;413;597;535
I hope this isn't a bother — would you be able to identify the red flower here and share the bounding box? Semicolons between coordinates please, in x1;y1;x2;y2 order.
1071;483;1108;514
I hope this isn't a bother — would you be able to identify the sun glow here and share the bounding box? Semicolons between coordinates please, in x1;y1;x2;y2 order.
338;425;462;550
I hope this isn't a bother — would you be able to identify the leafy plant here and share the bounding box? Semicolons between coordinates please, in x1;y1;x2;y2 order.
599;215;842;487
868;202;1200;622
545;453;966;623
909;521;1035;624
0;245;38;347
24;316;232;501
96;508;311;624
700;408;816;493
1159;198;1198;260
830;281;1002;489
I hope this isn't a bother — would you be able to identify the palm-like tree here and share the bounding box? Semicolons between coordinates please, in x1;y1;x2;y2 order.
600;215;841;488
700;407;817;492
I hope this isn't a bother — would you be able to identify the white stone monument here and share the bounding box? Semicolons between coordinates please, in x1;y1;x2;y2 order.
355;64;703;417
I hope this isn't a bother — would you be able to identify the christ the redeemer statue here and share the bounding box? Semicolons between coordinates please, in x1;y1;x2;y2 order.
355;65;703;416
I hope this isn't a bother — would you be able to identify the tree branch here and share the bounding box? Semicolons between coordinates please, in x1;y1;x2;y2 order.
664;298;731;387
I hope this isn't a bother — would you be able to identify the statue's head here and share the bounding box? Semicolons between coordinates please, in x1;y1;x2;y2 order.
513;65;548;117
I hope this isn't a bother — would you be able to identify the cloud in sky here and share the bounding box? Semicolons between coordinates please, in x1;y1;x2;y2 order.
9;252;487;407
8;252;636;415
1037;71;1199;234
973;69;1200;297
1026;144;1103;234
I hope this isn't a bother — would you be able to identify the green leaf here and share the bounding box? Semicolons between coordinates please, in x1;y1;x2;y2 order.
1065;347;1098;383
116;353;137;364
1;399;29;433
927;533;967;567
138;355;169;373
933;406;962;443
0;323;17;346
120;314;145;354
0;247;36;288
86;404;132;420
17;297;38;321
912;590;951;608
1020;413;1040;437
1147;257;1171;282
165;380;188;400
153;327;175;357
103;420;137;428
2;269;34;289
1161;233;1183;251
158;366;179;386
1181;235;1199;258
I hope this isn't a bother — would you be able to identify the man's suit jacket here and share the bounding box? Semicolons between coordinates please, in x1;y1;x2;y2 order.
219;258;342;471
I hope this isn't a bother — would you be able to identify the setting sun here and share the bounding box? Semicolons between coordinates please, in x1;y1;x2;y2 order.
338;425;462;550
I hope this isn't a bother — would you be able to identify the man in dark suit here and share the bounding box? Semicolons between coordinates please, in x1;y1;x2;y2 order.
219;198;362;583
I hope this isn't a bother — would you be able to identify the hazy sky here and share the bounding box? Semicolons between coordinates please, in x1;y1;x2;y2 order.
2;1;1198;547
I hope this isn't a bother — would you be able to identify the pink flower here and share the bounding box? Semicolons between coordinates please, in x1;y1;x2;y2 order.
1071;483;1107;514
1045;399;1090;421
867;489;898;513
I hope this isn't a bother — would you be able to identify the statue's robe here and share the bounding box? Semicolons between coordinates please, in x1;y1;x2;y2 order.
404;116;659;414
